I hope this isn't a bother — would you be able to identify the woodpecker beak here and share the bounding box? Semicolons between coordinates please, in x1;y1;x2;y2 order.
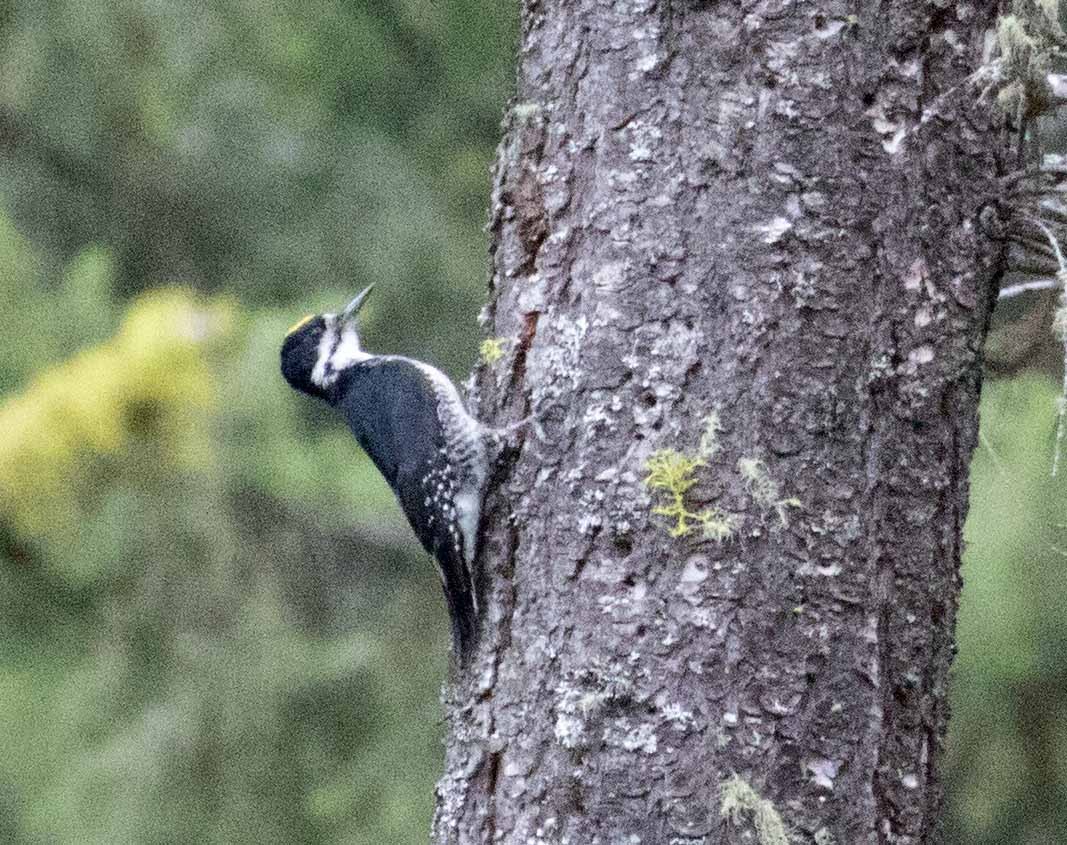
340;285;374;324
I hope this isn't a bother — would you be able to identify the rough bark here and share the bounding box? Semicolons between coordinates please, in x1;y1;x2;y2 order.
435;2;1006;843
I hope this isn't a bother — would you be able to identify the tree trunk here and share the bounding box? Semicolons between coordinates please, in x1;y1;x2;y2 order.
435;2;1005;843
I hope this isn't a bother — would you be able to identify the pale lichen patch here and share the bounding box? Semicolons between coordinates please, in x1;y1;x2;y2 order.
698;411;723;458
605;719;658;754
995;2;1065;116
702;508;741;542
814;828;837;845
719;775;791;845
661;702;696;731
511;101;543;122
738;457;802;526
552;660;643;750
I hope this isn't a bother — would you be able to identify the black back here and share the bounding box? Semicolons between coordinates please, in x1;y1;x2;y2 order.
333;357;478;659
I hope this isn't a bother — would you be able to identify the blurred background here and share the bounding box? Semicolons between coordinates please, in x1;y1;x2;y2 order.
0;2;1062;843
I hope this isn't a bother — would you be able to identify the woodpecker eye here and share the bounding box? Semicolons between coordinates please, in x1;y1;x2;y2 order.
286;314;315;337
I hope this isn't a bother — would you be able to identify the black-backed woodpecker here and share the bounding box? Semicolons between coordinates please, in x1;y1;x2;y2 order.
280;286;488;662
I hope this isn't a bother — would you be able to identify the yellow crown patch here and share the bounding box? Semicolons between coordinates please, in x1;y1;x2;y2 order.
286;314;315;337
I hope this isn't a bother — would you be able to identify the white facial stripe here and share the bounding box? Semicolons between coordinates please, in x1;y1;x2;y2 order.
310;321;338;387
310;317;371;388
331;323;369;371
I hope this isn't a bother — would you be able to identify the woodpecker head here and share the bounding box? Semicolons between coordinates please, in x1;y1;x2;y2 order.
280;285;374;400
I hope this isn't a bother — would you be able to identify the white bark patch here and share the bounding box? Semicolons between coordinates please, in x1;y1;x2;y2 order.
553;711;586;749
756;216;793;244
678;555;709;604
634;52;659;74
680;555;709;584
532;313;588;405
798;560;842;577
765;37;801;79
650;322;702;364
804;756;842;791
578;513;602;535
785;194;803;219
866;103;908;155
882;127;906;155
593;260;629;291
904;258;928;291
583;403;615;433
907;345;935;367
815;18;846;39
662;702;696;731
626;120;662;162
517;278;547;312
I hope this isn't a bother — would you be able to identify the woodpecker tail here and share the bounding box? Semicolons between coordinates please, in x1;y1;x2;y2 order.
440;565;478;664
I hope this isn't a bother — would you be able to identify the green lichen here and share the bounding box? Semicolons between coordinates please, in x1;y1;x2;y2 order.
644;416;740;541
644;449;708;537
814;828;837;845
479;336;507;365
720;775;791;845
643;450;739;542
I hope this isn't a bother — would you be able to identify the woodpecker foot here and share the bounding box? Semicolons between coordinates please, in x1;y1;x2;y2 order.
490;413;551;462
488;415;527;449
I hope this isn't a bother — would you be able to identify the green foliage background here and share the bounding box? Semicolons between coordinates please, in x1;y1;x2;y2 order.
0;2;1060;843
